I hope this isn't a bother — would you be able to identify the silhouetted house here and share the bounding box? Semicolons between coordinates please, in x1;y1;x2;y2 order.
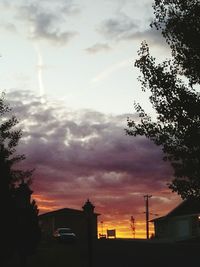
151;198;200;241
39;199;99;240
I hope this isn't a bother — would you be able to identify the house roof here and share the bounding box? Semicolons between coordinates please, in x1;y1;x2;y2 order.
39;207;100;218
151;198;200;222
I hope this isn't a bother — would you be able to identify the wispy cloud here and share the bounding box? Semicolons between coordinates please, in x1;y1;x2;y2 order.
0;21;17;33
85;43;111;54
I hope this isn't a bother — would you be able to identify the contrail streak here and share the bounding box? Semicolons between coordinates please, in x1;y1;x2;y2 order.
34;44;45;99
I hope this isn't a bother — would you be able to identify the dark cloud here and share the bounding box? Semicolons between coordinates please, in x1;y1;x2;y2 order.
5;89;179;236
85;43;112;54
98;14;138;40
2;0;79;45
98;14;168;50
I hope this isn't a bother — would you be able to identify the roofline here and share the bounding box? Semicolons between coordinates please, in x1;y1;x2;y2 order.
151;199;191;222
39;207;100;218
151;199;200;222
151;212;200;222
150;216;166;222
166;199;186;216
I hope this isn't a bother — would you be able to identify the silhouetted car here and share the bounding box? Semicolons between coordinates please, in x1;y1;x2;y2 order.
53;228;77;243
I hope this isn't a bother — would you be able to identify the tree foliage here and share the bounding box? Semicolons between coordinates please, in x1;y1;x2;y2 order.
0;93;40;262
126;0;200;199
152;0;200;85
0;93;32;190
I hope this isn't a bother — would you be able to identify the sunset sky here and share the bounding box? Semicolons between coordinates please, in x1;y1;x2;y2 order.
1;0;182;238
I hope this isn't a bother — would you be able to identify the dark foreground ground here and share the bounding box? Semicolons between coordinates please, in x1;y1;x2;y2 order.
3;238;200;267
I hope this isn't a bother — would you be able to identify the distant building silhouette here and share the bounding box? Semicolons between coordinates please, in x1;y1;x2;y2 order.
39;199;99;240
151;198;200;241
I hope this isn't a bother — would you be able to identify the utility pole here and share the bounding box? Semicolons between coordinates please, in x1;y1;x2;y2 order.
144;195;152;239
101;221;104;235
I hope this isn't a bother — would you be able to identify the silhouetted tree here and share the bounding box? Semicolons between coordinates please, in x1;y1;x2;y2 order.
130;216;135;238
0;93;40;264
126;0;200;199
151;0;200;86
14;183;41;266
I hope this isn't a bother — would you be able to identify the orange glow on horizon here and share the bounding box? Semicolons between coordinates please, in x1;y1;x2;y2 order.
97;219;154;239
32;194;55;203
32;194;62;214
33;194;176;239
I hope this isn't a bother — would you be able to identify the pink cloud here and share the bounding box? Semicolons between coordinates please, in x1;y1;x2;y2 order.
7;90;181;237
